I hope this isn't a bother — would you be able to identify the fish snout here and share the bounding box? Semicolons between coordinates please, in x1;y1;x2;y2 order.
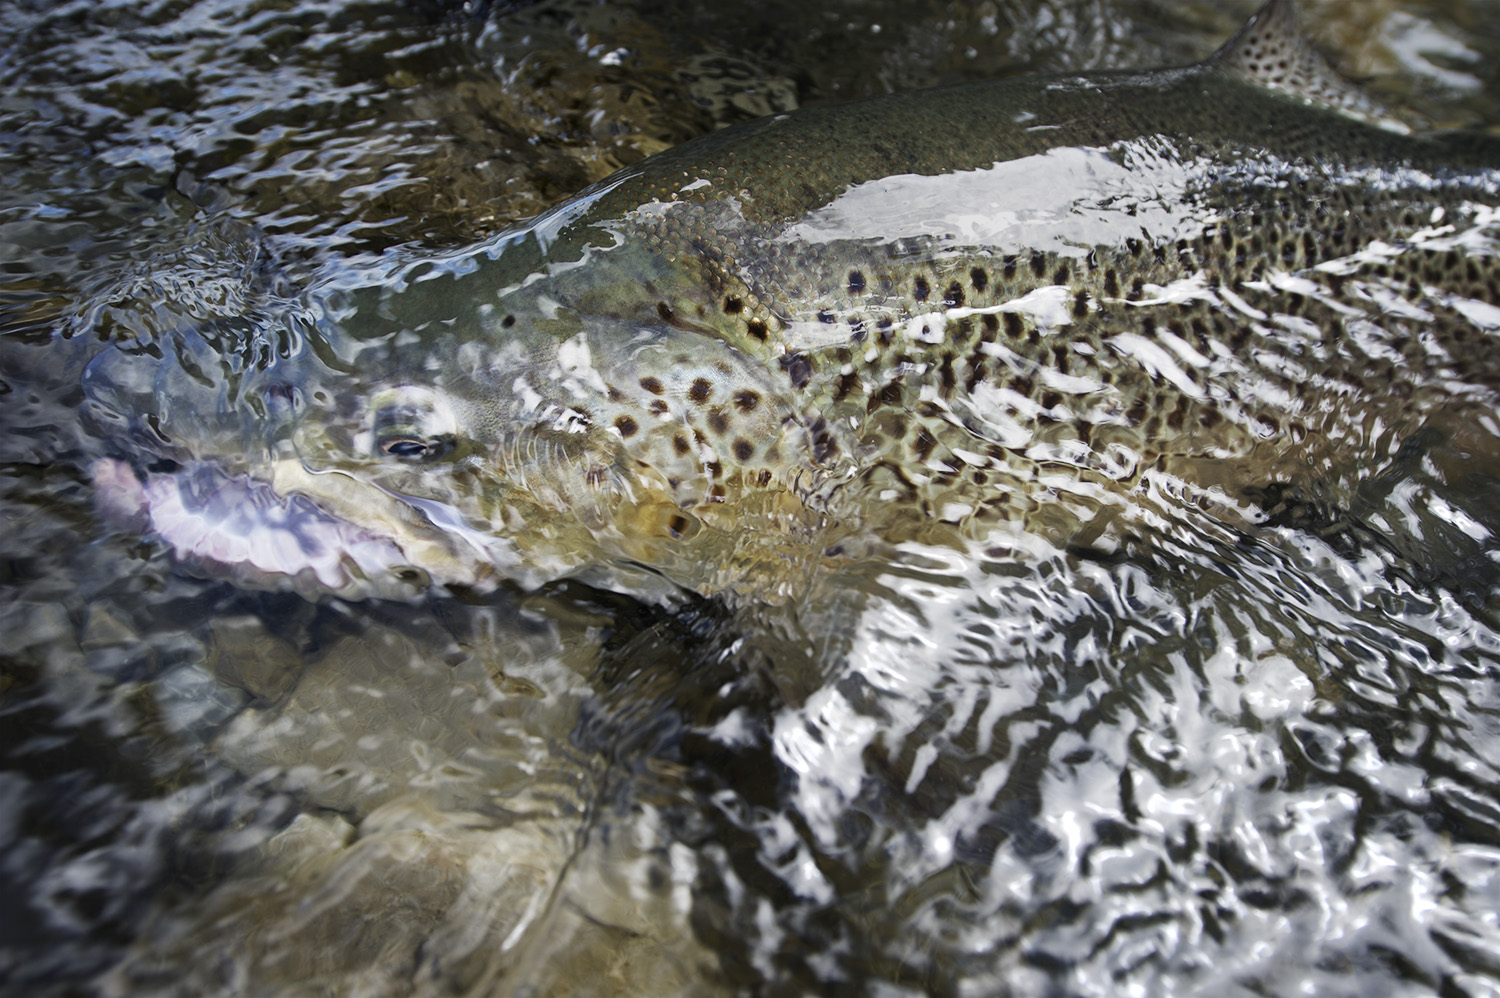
82;327;309;461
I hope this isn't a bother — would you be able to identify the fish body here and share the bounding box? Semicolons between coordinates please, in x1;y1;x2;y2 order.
85;0;1500;600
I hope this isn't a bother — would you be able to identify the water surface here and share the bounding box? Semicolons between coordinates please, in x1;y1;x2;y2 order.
3;1;1500;995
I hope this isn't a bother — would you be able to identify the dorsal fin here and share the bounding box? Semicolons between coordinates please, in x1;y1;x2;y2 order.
1209;0;1403;130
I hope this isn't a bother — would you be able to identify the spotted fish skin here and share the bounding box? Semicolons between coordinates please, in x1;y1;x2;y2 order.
89;1;1500;599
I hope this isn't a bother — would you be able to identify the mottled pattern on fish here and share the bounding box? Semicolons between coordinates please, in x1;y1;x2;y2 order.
378;52;1500;581
87;0;1500;599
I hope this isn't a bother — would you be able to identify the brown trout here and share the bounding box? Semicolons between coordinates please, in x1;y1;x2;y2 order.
84;0;1500;601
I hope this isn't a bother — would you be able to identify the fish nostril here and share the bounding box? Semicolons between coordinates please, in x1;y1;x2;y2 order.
392;565;430;587
263;382;301;414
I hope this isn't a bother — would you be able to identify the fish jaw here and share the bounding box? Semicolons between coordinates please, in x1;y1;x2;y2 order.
90;457;511;600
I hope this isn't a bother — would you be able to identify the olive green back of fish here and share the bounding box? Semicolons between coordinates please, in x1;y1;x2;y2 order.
520;49;1499;544
348;0;1500;595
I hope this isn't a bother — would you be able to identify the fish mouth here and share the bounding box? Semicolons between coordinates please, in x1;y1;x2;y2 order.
91;457;505;600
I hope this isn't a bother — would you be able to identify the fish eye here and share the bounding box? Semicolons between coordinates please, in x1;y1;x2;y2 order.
370;386;459;462
380;435;448;460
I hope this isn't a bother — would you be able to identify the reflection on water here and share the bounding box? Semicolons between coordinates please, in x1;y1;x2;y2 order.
4;1;1500;995
780;140;1226;265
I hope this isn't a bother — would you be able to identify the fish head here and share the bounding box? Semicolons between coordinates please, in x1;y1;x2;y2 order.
82;257;827;602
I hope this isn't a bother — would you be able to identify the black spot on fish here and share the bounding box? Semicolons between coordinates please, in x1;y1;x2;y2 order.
1073;292;1089;318
1041;391;1062;411
689;378;713;403
809;417;838;463
710;484;727;501
733;439;754;461
732;389;760;412
668;514;689;536
868;378;904;413
1126;237;1143;257
614;415;639;438
913;428;937;461
981;314;999;336
945;281;965;308
1004;312;1022;338
965;357;988;392
1126;397;1148;425
1228;322;1250;353
971;267;988;292
648;399;669;416
1104;269;1119;298
818;309;836;324
914;276;930;302
708;410;730;435
640;376;664;395
850;318;867;343
1012;376;1034;397
1166;397;1187;430
501;315;516;329
755;469;773;487
747;318;769;341
835;370;859;402
673;434;691;455
876;317;894;346
1003;255;1017;279
780;352;811;389
1030;251;1045;277
1053;264;1069;285
724;295;744;314
848;270;866;294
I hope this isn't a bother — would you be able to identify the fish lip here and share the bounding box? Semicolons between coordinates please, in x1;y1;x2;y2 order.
90;456;497;600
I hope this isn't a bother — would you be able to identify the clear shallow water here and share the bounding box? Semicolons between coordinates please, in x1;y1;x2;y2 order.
4;1;1500;995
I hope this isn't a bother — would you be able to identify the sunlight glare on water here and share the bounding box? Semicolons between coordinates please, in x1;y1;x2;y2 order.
746;497;1500;993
